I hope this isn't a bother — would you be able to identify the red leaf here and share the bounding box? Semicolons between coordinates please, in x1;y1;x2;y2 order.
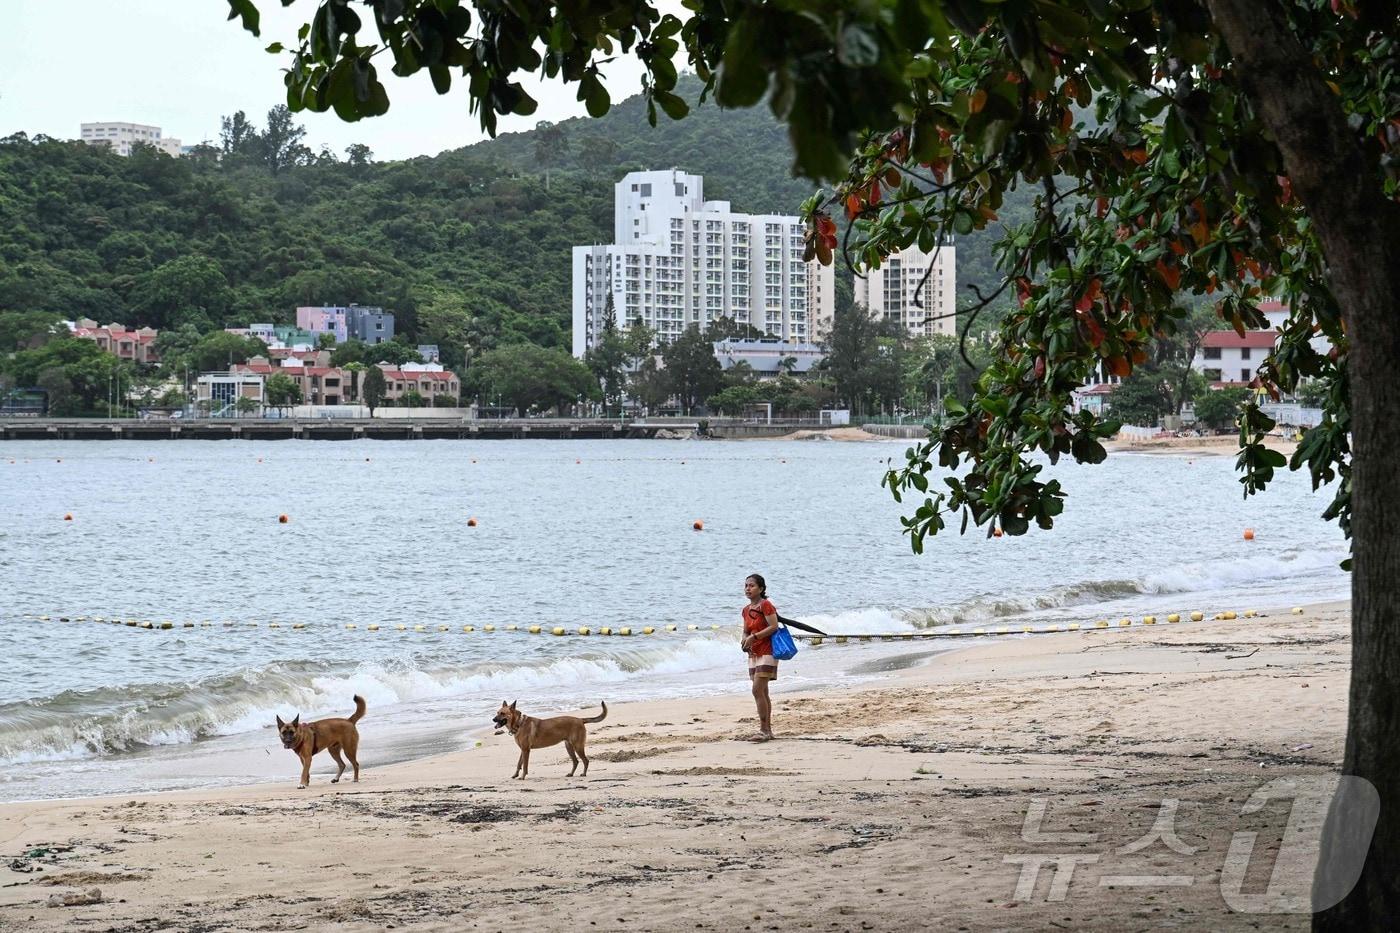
1155;259;1181;291
1107;355;1131;377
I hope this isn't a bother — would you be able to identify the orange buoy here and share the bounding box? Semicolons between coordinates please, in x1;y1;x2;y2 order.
467;517;478;527
576;459;581;464
1243;528;1255;541
693;520;704;531
993;527;1004;538
278;514;289;524
63;513;73;521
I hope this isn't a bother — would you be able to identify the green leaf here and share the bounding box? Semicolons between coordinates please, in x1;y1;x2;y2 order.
653;88;690;121
226;0;260;36
716;15;769;108
430;64;451;95
578;73;611;119
265;42;284;54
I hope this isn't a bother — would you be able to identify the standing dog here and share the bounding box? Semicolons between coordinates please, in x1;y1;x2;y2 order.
492;700;606;779
276;695;366;788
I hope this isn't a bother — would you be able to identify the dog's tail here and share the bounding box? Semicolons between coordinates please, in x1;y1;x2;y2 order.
349;695;367;723
582;701;607;724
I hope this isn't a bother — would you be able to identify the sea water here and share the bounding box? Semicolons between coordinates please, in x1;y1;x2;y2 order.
0;438;1347;800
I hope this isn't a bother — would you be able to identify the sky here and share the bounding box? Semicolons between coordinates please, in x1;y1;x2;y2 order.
0;0;658;161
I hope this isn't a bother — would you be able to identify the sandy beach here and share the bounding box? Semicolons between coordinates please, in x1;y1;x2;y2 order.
0;602;1349;931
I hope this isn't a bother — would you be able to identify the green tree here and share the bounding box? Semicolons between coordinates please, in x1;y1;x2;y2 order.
1193;387;1253;432
823;297;904;415
261;105;310;175
470;344;599;415
707;384;759;416
0;311;63;351
661;324;723;415
330;339;368;367
344;143;374;166
629;354;671;413
401;389;425;408
362;365;386;416
585;293;628;414
264;371;302;412
219;110;259;159
1108;367;1175;427
317;332;337;350
185;332;268;375
130;256;232;330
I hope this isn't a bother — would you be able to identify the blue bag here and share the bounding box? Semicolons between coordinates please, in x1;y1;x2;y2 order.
770;624;798;661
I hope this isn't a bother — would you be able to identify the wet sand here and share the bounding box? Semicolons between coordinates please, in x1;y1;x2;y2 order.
0;602;1348;931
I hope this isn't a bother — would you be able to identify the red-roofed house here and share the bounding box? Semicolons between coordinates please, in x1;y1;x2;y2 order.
71;319;161;365
375;363;461;404
1192;330;1277;386
232;356;351;405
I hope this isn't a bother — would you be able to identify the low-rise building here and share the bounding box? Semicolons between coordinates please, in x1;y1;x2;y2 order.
80;122;182;157
232;355;351;405
417;344;441;363
1192;331;1276;386
375;362;460;404
70;319;161;364
196;371;265;409
295;305;397;345
713;339;825;380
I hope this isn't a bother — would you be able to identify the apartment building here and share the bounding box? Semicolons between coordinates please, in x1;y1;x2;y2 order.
79;122;182;157
572;170;833;356
853;242;957;338
70;319;161;364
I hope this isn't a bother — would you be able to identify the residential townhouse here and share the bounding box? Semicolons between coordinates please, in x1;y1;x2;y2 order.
232;355;352;406
70;319;161;365
375;362;461;404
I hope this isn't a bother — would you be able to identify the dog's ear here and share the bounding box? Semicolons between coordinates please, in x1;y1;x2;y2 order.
509;700;517;710
291;715;300;727
276;715;285;729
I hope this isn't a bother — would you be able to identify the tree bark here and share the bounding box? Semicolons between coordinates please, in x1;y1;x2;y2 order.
1205;1;1400;928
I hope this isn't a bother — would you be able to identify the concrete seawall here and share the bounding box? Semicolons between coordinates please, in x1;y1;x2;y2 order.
0;419;695;441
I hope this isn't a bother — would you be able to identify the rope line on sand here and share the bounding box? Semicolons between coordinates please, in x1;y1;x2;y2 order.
10;608;1305;639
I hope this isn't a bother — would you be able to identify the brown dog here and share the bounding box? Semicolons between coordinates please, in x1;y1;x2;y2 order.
492;700;606;779
276;695;365;788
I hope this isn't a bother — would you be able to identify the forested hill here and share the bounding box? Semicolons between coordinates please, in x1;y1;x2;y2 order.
0;78;1024;367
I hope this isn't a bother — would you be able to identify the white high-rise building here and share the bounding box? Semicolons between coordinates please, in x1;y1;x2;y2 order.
572;170;834;356
79;122;182;158
854;242;957;338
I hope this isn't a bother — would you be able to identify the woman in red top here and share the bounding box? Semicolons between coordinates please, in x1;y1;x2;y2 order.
741;573;780;742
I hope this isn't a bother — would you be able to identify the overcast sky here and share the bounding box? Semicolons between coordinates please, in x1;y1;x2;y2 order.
0;0;658;161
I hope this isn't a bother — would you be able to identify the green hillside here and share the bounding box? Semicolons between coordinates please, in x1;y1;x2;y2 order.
0;80;1028;365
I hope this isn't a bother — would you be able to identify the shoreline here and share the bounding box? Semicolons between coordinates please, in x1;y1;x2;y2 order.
1;600;1348;930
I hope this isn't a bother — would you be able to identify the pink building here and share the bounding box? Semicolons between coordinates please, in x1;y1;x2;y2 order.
295;306;348;343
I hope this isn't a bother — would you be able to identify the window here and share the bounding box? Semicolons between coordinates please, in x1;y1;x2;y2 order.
640;183;652;197
675;183;685;196
1240;347;1251;360
1204;347;1221;360
1203;369;1222;382
1241;368;1251;381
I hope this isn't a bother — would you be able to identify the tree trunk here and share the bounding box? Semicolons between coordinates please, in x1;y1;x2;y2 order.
1206;1;1400;927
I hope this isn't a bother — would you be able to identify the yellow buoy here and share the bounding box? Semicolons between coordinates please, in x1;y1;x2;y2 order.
811;637;824;646
1190;611;1204;622
578;627;591;636
1167;613;1181;623
395;624;407;631
552;627;566;636
527;625;541;634
505;624;518;631
368;623;380;631
483;624;496;632
438;625;449;632
687;624;698;631
293;623;306;629
346;623;357;630
1292;607;1304;614
159;622;173;630
463;625;475;632
269;622;281;629
1068;623;1081;631
140;621;153;629
1221;611;1237;620
642;626;655;635
619;627;633;636
413;624;426;632
600;627;613;636
665;624;677;632
835;636;848;644
1094;620;1109;629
